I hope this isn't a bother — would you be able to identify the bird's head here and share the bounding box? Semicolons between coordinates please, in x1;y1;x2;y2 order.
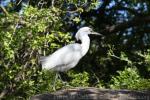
75;27;103;41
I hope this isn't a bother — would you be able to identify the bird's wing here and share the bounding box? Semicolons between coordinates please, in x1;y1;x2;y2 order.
40;43;82;70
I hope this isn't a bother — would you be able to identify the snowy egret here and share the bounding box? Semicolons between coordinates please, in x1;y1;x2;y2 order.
40;27;103;90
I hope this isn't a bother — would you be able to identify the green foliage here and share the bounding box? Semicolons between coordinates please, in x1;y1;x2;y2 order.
68;71;90;87
108;47;150;90
0;6;72;99
136;50;150;72
134;79;150;90
1;0;150;99
0;1;101;98
110;67;141;89
110;67;150;90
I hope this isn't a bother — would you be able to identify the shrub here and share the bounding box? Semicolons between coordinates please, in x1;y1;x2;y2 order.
110;67;150;90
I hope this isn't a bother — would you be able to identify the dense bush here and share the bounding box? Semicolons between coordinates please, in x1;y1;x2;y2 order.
109;49;150;90
0;6;73;99
110;67;141;89
110;67;150;90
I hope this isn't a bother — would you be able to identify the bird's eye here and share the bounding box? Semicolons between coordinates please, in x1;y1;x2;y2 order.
89;29;93;32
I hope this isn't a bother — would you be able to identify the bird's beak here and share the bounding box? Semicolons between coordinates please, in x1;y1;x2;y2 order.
91;32;105;39
91;32;104;36
91;32;101;35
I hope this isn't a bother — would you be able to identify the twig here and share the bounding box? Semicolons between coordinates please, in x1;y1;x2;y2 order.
23;50;34;68
16;0;22;5
0;89;8;99
8;22;19;45
0;6;9;16
38;0;47;8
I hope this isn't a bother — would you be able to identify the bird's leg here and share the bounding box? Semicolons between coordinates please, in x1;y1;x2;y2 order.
57;73;64;82
58;72;72;88
57;72;68;84
57;72;67;84
52;72;58;91
53;72;72;90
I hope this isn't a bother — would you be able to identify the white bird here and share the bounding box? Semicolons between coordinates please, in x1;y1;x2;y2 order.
40;27;103;89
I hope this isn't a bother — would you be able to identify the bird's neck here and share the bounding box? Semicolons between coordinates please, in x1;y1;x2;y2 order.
80;35;90;56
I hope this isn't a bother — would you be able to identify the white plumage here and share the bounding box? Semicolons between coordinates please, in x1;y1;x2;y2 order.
40;27;101;72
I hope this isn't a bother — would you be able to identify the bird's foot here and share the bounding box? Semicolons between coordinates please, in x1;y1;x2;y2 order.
61;81;73;88
52;86;56;91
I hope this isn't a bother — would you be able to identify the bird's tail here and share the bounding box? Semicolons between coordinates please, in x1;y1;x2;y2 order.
39;56;48;68
40;56;54;69
39;56;47;62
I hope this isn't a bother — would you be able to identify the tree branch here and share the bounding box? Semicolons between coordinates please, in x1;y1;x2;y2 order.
31;88;150;100
0;6;9;16
0;89;8;99
100;15;150;34
106;5;146;16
